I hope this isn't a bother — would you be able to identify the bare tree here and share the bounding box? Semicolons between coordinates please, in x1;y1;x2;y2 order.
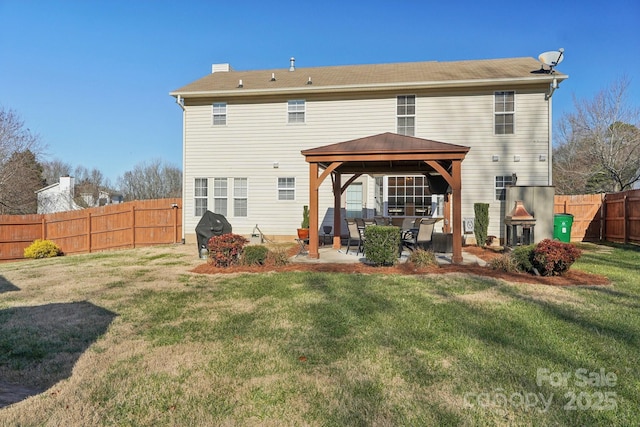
41;159;73;185
117;159;182;201
0;107;46;214
553;77;640;194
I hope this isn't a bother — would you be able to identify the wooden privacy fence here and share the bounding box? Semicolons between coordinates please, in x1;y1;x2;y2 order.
554;189;640;244
0;198;182;261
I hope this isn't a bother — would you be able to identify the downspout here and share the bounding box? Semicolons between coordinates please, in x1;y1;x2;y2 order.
545;78;558;186
174;94;186;243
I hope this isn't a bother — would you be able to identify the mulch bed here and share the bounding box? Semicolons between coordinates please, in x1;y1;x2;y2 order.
191;246;610;287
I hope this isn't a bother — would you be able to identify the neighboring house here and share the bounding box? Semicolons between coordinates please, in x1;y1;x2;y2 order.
80;190;124;207
36;176;83;214
171;56;567;246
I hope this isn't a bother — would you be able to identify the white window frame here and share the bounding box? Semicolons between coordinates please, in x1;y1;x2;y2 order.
213;102;227;126
233;178;248;217
495;175;515;200
194;178;208;216
494;91;515;135
397;95;416;136
213;178;228;216
277;177;296;201
287;100;305;124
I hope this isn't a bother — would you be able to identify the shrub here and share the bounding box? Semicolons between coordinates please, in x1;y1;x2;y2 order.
408;248;438;269
488;254;519;273
474;203;489;246
24;239;62;259
364;225;401;266
240;245;269;266
511;244;535;273
532;239;582;276
207;233;248;267
265;246;290;267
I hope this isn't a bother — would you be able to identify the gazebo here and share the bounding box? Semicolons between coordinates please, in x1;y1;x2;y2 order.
301;133;470;264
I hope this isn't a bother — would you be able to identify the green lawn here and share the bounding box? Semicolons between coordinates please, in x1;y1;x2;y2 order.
0;243;638;426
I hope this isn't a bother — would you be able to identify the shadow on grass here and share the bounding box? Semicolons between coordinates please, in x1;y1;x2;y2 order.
0;275;20;293
0;301;116;408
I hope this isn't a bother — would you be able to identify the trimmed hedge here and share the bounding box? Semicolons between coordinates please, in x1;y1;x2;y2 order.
241;245;269;266
532;239;582;276
474;203;489;246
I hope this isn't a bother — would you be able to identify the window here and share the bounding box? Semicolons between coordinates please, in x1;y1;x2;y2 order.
494;91;514;134
495;175;515;200
213;178;228;216
345;183;363;218
387;175;432;216
287;100;305;123
397;95;415;136
234;178;248;217
278;177;295;200
194;178;208;216
213;102;227;125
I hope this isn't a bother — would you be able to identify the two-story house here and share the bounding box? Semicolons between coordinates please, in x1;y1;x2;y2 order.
171;56;567;260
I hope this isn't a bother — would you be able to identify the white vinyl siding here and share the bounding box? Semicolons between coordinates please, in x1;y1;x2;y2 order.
213;102;226;125
278;177;295;200
494;91;515;134
181;87;550;241
194;178;208;216
234;178;248;217
213;178;228;216
287;100;305;123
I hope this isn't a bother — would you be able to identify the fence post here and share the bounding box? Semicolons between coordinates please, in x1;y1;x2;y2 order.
41;217;46;240
173;205;178;243
599;193;605;242
624;194;629;244
88;211;92;253
131;204;136;248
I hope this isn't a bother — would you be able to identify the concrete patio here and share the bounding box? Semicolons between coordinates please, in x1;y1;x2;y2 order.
290;245;487;267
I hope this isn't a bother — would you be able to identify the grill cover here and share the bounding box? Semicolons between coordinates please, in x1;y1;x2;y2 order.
195;211;232;251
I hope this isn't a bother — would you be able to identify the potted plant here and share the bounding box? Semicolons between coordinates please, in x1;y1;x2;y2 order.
297;205;310;239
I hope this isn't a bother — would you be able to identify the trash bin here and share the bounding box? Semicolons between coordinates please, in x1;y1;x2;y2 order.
553;214;573;243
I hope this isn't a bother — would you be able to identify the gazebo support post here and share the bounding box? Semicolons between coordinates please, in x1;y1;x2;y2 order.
308;162;320;259
451;160;463;264
333;173;342;249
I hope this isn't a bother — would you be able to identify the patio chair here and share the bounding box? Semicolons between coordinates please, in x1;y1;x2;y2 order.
345;218;364;255
402;219;435;251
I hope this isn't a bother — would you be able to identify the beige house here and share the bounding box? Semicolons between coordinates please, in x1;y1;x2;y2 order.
171;56;567;247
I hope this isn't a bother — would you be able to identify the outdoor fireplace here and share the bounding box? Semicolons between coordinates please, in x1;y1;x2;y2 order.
504;200;536;247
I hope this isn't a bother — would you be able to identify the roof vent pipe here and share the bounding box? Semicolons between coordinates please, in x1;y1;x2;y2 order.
289;57;295;72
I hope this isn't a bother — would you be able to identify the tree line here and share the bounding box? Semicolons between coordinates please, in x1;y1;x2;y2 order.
0;107;181;214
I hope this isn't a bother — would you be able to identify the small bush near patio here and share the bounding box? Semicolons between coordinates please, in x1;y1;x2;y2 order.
207;233;248;267
511;244;535;272
488;253;519;273
364;225;401;266
23;239;62;259
265;245;290;266
532;239;582;276
407;248;438;268
240;245;269;266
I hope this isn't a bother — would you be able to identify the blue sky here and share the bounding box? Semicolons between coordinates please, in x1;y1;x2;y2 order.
1;0;638;184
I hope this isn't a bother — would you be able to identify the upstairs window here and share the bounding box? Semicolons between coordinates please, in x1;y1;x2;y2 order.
278;177;295;200
495;175;515;200
397;95;415;136
194;178;208;216
287;100;305;123
213;102;227;125
494;91;514;134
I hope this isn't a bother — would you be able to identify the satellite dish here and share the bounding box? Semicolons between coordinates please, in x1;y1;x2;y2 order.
538;48;564;73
